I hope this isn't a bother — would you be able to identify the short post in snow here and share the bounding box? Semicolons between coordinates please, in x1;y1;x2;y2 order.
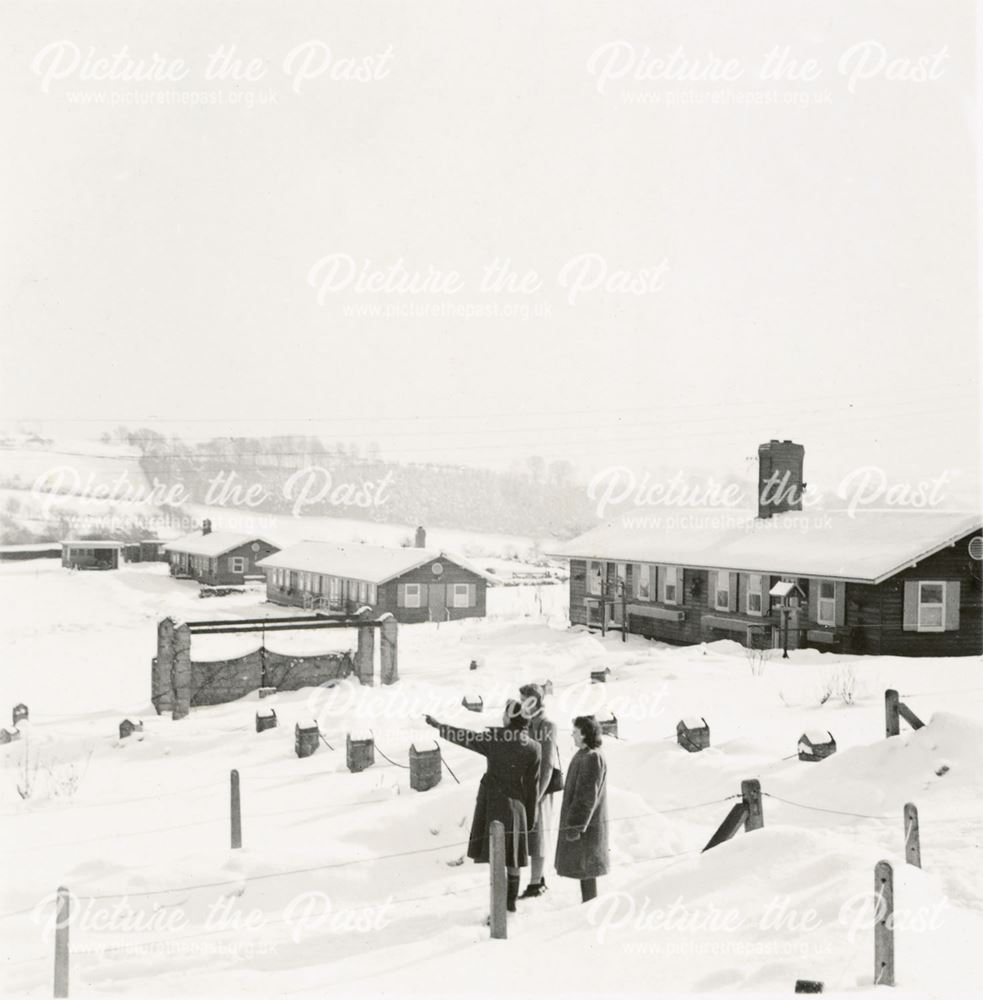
885;689;900;737
230;769;242;850
904;803;921;868
742;779;764;832
489;820;507;940
874;860;895;987
54;885;70;998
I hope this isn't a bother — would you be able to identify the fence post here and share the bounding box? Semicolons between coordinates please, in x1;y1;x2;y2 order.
230;769;242;849
489;820;507;940
54;885;69;999
874;860;895;987
885;689;900;738
742;779;764;832
904;803;921;868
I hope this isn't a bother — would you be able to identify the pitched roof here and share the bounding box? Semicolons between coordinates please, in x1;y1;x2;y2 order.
547;509;982;584
163;531;274;558
255;541;492;585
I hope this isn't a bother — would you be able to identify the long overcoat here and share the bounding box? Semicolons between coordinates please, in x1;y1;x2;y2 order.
527;715;558;858
437;723;541;869
555;746;609;879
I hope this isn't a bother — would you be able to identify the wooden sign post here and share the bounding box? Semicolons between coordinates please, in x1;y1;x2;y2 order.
54;885;69;998
874;860;895;987
489;820;507;940
904;803;921;868
230;769;242;850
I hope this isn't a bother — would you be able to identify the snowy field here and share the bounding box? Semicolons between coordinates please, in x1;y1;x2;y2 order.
0;561;981;998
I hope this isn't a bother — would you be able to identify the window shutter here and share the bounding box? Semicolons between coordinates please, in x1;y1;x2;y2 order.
728;572;738;612
707;570;716;605
656;565;664;601
467;583;476;607
902;581;918;631
739;573;749;612
650;565;658;601
397;584;406;608
446;584;455;606
808;580;819;624
944;582;960;631
834;582;846;627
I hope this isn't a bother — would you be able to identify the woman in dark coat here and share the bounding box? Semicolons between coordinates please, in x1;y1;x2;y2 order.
425;700;541;912
555;715;609;902
518;682;559;898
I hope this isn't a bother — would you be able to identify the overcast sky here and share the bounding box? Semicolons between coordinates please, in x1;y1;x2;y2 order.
1;1;978;499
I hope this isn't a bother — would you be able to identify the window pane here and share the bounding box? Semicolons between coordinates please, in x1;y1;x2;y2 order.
820;581;835;599
921;606;943;627
920;584;943;604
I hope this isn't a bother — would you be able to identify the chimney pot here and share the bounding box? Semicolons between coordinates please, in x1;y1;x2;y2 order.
757;441;805;520
202;519;212;535
415;526;426;548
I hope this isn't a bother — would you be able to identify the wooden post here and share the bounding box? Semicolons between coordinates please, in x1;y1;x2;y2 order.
904;803;921;868
230;769;242;849
702;801;748;852
874;860;895;987
885;689;900;738
742;779;764;832
489;820;507;940
621;586;627;643
54;885;69;998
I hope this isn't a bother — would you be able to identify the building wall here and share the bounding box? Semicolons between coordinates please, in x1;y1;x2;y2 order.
170;540;278;585
62;545;119;570
567;531;983;657
264;556;487;623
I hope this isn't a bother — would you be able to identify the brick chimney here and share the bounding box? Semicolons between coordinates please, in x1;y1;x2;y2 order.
415;526;426;548
202;519;212;535
757;441;805;518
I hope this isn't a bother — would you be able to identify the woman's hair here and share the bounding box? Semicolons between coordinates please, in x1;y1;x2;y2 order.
504;698;530;731
518;683;544;719
573;714;603;749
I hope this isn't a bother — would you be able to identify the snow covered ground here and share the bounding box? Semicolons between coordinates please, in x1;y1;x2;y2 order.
0;560;981;998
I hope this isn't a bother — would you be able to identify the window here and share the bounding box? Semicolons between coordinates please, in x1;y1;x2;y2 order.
816;580;836;625
917;582;945;632
367;583;377;604
747;574;763;616
634;564;651;600
714;570;730;611
664;566;680;605
229;555;246;574
403;583;422;608
615;563;627;596
329;577;341;600
588;561;603;597
452;583;471;608
358;581;368;604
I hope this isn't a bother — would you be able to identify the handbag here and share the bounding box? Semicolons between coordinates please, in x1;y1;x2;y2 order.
545;738;564;795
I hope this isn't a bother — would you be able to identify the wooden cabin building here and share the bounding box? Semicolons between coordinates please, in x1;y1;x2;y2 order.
550;442;982;657
257;532;490;624
163;521;278;586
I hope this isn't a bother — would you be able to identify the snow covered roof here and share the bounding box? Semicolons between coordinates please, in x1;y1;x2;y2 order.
163;531;274;557
256;541;493;585
61;540;125;549
548;509;982;584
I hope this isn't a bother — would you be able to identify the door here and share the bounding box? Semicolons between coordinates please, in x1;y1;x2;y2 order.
428;583;446;621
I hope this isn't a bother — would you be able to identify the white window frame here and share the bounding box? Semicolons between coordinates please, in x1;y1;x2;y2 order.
817;579;836;626
747;574;763;616
452;582;471;608
714;570;730;611
917;581;945;633
404;582;422;608
664;565;680;605
634;563;651;600
588;561;603;597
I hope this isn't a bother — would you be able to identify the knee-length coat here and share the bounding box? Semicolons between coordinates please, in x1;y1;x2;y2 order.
437;723;541;869
527;715;559;858
555;746;609;879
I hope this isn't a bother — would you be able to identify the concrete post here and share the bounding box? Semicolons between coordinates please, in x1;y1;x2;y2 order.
171;621;192;720
153;618;175;715
489;820;507;940
355;625;375;686
379;616;398;685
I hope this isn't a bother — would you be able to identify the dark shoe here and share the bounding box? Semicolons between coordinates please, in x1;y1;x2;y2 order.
519;878;547;899
506;875;520;912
